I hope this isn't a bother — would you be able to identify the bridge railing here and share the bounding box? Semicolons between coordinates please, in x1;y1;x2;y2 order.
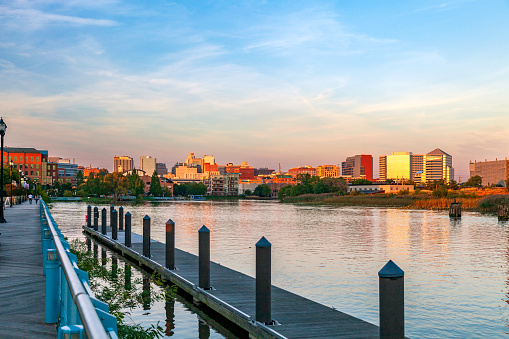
40;200;118;339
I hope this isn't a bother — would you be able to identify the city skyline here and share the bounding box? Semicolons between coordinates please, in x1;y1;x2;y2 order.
2;1;509;179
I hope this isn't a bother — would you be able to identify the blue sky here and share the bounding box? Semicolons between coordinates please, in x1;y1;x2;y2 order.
1;0;508;178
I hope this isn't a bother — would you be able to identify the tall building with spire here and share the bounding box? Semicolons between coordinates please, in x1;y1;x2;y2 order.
422;148;454;183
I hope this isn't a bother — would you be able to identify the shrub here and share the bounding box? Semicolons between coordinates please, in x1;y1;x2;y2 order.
478;194;509;212
63;190;73;197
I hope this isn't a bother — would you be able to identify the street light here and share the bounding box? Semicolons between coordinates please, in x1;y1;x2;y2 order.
9;160;13;207
0;117;7;223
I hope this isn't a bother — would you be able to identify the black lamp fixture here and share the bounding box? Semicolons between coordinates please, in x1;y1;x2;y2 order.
0;117;7;223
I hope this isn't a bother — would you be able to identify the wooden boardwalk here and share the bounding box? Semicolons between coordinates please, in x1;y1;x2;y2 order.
85;227;380;338
0;202;57;338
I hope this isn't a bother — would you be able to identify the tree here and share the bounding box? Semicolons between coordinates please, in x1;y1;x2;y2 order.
149;171;163;196
76;170;85;186
352;179;372;185
244;189;252;196
464;175;482;187
127;171;145;196
254;184;271;197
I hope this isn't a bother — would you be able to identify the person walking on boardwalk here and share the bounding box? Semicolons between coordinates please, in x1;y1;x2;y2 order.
28;193;33;204
34;195;39;204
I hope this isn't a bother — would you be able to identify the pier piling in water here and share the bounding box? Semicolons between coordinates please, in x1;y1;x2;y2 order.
93;207;98;231
111;209;118;240
498;205;509;221
143;215;151;258
87;205;91;228
449;199;461;218
166;219;175;269
119;206;124;231
101;208;107;235
379;260;404;339
256;236;272;324
199;225;210;290
125;212;131;247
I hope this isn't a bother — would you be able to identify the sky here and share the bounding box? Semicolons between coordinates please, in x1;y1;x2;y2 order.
1;0;508;179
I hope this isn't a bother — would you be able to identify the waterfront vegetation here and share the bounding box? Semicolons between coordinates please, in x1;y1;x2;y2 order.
70;239;178;339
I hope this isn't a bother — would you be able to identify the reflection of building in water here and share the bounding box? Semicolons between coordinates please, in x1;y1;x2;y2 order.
384;209;410;258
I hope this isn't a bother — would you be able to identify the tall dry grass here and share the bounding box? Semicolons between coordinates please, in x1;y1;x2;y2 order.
411;197;481;210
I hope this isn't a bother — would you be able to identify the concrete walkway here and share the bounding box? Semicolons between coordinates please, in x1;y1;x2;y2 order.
0;202;57;338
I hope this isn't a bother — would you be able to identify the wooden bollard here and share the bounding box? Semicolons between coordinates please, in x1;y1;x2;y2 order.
143;215;151;258
166;219;175;269
93;207;99;231
379;260;404;338
125;212;132;247
498;205;509;221
87;205;91;228
101;208;107;235
199;225;210;289
110;205;114;223
449;199;461;218
111;209;118;240
256;236;272;324
119;206;124;231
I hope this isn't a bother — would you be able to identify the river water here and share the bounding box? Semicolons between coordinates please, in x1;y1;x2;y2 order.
50;200;509;338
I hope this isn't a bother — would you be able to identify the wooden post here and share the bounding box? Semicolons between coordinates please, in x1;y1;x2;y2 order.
379;260;404;339
199;225;210;289
101;208;107;235
143;215;151;258
449;199;461;218
111;209;118;240
87;205;91;228
256;236;272;324
498;205;509;221
166;219;175;269
93;207;98;231
125;212;132;247
118;206;124;231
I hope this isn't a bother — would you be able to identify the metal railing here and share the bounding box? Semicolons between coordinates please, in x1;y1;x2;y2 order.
40;200;118;338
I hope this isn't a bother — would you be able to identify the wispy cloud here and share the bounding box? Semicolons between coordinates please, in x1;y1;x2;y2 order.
0;6;117;30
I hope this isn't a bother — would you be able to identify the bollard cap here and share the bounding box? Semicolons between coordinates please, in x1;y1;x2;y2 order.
199;225;210;233
166;218;174;225
125;212;131;216
102;207;106;211
112;209;117;213
256;236;271;248
119;206;123;210
378;260;404;278
88;205;91;208
143;215;151;220
94;206;98;210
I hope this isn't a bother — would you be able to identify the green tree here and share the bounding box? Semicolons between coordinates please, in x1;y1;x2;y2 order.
63;190;73;197
76;170;85;186
351;179;372;185
464;175;482;187
244;189;252;196
149;171;163;196
127;171;145;196
254;184;271;197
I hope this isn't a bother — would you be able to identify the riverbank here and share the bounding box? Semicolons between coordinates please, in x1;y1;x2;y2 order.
280;193;509;213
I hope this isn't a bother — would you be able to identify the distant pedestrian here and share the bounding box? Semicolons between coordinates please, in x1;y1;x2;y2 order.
34;195;39;204
28;194;33;204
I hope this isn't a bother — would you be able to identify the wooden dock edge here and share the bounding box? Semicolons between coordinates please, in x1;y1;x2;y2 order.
82;226;287;339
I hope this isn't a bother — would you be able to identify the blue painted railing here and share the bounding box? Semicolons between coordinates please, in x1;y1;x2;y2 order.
40;200;118;338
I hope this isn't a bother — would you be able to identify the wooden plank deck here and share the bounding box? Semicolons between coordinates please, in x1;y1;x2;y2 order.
85;227;380;338
0;202;57;338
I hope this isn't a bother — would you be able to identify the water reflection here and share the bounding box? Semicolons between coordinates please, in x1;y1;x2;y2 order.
53;201;508;338
142;276;151;311
165;298;175;336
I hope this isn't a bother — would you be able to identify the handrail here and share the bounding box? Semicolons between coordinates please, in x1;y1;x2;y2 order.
42;202;110;339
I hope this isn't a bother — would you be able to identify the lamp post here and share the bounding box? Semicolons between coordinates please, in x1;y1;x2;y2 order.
0;117;7;223
9;160;13;207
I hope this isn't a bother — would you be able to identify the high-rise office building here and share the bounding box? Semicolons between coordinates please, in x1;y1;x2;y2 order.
113;156;133;173
379;152;424;182
469;158;509;186
422;148;454;183
140;156;157;176
341;155;373;180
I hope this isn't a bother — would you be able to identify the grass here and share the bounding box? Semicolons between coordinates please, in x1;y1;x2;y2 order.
282;193;493;210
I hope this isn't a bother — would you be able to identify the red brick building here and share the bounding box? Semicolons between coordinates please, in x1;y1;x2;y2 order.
3;147;43;182
288;166;317;178
226;162;255;180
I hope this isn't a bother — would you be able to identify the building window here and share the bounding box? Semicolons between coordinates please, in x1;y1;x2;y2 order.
31;156;34;162
36;157;39;162
31;171;33;175
36;171;39;176
25;171;28;175
36;164;39;169
14;156;17;161
31;164;34;169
